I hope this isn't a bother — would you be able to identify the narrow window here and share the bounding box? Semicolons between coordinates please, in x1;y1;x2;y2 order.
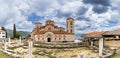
38;38;39;40
64;38;65;40
70;22;72;25
71;30;72;33
48;28;51;30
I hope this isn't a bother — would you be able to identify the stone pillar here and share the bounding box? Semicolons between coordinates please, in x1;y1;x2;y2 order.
19;36;22;44
28;40;33;58
2;40;4;43
8;37;11;46
115;35;119;39
80;53;83;58
4;41;7;51
99;38;103;57
91;41;93;46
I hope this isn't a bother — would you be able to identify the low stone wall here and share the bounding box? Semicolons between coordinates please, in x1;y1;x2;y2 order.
34;43;85;49
94;41;120;47
104;41;120;47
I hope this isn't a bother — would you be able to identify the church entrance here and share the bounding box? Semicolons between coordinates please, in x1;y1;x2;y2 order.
47;38;51;42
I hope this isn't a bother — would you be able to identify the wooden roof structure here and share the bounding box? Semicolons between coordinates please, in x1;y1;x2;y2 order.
84;31;106;38
103;29;120;35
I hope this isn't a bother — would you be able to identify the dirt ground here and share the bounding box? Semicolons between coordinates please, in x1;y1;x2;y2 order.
12;47;98;58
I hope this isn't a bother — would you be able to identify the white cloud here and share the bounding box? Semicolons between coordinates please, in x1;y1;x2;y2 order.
0;0;33;31
0;0;120;38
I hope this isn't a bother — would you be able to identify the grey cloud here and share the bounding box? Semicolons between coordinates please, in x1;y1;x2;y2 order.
57;0;76;5
28;0;55;13
76;6;88;15
83;0;110;6
108;15;120;24
55;6;88;19
111;1;120;13
82;0;111;14
77;26;90;30
55;10;72;18
92;5;109;13
76;16;90;21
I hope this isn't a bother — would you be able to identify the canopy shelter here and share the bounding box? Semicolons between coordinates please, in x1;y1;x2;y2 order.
83;31;106;57
83;31;106;46
103;29;120;40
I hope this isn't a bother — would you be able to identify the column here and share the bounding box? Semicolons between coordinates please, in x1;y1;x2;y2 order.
4;41;7;51
80;53;83;58
28;40;33;58
2;40;4;44
99;38;103;57
19;36;22;44
8;37;11;46
91;41;93;46
115;35;119;39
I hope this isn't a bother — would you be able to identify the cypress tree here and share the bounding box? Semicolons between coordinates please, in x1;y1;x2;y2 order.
13;24;16;39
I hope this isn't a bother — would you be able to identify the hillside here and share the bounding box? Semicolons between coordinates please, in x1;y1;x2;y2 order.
6;29;30;37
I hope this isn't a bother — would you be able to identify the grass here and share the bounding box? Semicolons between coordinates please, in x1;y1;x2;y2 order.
71;55;77;57
109;54;120;58
33;49;56;58
0;52;13;58
109;53;120;58
109;48;120;58
47;55;57;58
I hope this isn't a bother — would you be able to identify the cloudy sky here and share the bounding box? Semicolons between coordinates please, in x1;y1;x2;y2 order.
0;0;120;38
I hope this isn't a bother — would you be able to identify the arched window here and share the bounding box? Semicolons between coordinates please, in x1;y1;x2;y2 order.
60;29;62;32
64;38;65;40
38;38;40;40
70;22;72;25
71;30;72;33
48;27;51;30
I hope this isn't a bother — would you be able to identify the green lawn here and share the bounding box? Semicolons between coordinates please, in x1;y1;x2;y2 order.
110;55;120;58
0;52;13;58
109;48;120;58
109;53;120;58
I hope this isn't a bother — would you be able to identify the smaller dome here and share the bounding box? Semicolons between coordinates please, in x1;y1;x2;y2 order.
46;20;54;25
36;22;42;24
67;17;74;21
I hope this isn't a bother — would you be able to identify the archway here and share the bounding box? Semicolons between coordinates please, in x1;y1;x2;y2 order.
44;32;55;42
47;38;51;42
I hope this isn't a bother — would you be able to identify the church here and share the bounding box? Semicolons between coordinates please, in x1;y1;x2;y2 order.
31;17;75;42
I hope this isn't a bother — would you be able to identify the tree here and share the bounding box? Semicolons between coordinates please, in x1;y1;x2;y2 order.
11;31;22;39
16;32;22;38
1;27;6;31
1;27;7;38
27;34;31;39
13;24;16;39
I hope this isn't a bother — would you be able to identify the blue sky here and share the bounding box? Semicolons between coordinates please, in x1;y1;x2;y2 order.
0;0;120;38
